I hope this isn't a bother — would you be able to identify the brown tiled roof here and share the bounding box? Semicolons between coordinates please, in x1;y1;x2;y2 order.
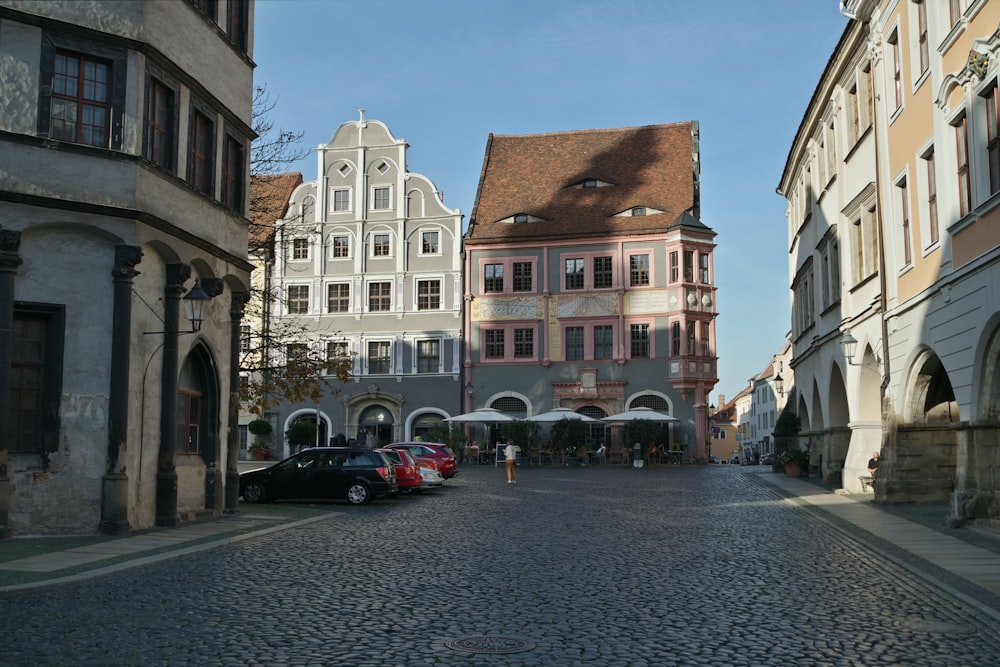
249;172;303;248
467;123;697;244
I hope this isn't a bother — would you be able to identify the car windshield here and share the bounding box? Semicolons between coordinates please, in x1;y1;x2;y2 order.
380;451;401;464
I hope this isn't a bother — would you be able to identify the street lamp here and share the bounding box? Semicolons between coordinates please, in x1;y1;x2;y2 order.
182;279;211;332
840;329;881;367
707;403;716;461
774;373;784;397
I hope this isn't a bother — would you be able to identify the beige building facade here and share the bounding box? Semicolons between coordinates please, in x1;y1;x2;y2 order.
781;0;1000;522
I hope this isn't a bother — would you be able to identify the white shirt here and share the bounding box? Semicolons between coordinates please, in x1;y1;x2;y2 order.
504;444;520;461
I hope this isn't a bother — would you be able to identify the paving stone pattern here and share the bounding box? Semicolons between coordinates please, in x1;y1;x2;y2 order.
2;465;999;666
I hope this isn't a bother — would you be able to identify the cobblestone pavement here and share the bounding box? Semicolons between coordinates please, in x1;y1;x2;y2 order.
3;465;999;666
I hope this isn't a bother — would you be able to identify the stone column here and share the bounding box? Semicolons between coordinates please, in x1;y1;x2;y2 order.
225;291;250;513
0;228;23;537
200;278;225;512
155;263;190;527
100;245;143;535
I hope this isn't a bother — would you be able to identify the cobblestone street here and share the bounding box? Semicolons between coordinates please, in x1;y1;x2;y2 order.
3;465;999;666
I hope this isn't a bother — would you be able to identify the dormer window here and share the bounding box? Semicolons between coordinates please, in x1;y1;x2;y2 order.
614;205;662;218
500;213;541;224
632;207;646;216
572;178;611;189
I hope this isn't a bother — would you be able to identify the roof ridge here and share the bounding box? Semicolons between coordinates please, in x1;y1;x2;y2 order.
490;122;692;140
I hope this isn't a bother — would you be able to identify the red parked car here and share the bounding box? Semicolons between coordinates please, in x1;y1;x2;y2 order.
387;442;459;479
376;448;424;494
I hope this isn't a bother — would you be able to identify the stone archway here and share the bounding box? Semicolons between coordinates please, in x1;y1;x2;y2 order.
177;342;220;515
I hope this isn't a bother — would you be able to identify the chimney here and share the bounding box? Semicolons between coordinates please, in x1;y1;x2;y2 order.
717;394;725;407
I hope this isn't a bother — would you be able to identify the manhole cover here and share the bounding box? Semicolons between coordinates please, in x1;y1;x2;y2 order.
444;635;536;654
893;617;976;634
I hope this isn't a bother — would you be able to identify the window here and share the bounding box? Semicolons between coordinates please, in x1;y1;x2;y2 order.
950;0;962;26
593;256;613;289
485;329;504;359
332;235;350;258
286;343;308;361
514;328;534;358
917;1;929;75
481;258;537;294
287;285;309;314
563;321;616;361
482;324;537;362
513;262;533;292
327;283;350;313
238;423;249;448
669;251;679;283
955;113;971;216
145;78;174;169
630;254;650;286
987;86;1000;196
699;253;710;283
484;263;504;293
565;258;584;290
192;0;217;19
671;321;681;356
632;207;646;216
368;282;391;311
850;205;878;284
240;324;251;352
594;325;613;359
630;323;650;358
925;148;939;244
332;189;351;211
176;390;201;454
372;187;391;210
51;50;111;147
8;305;64;453
292;238;309;260
421;231;439;254
326;341;349;373
687;322;696;355
189;109;214;195
846;82;860;145
888;30;901;112
683;251;694;282
417;280;441;310
417;339;440;373
701;322;711;356
582;179;597;188
372;234;390;256
898;178;912;265
376;161;389;174
222;134;245;213
513;214;529;223
566;326;584;360
368;341;390;374
226;0;249;51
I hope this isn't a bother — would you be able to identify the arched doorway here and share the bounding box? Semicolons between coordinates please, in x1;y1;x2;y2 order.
178;343;220;511
411;412;444;441
359;405;394;448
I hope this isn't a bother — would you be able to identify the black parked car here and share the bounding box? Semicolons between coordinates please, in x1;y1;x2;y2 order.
240;447;397;505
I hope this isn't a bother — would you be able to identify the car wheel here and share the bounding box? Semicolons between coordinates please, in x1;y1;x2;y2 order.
346;482;371;505
242;481;268;503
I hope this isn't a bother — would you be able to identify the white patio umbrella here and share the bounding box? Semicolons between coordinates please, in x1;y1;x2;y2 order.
443;408;515;422
601;407;679;422
526;407;603;423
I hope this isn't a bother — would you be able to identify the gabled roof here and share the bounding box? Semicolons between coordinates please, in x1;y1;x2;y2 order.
249;172;303;250
466;123;700;244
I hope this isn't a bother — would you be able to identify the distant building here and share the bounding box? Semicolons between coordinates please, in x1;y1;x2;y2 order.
266;113;463;453
780;1;1000;521
0;0;255;535
464;123;717;458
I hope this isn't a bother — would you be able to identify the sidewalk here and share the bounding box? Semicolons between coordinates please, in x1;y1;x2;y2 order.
752;468;1000;621
0;503;340;592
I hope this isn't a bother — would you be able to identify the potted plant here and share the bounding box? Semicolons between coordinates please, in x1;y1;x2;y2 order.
248;419;273;461
777;447;809;477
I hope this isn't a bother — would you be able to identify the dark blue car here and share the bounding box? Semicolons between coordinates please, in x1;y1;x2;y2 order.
240;447;397;505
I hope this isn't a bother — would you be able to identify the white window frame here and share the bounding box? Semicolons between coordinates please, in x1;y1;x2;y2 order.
291;238;309;261
327;282;351;313
330;188;352;212
286;284;310;315
366;339;392;375
415;278;442;311
371;185;392;210
419;230;440;256
366;280;393;312
330;234;351;259
415;337;442;374
370;232;393;258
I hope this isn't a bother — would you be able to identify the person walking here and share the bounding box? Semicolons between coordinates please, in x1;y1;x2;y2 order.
504;439;521;484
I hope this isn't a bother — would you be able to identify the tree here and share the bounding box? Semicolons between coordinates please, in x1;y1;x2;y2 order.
239;84;352;415
548;418;589;457
623;420;662;453
500;420;540;450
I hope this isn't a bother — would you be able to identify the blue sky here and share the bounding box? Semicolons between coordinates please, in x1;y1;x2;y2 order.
253;0;848;403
